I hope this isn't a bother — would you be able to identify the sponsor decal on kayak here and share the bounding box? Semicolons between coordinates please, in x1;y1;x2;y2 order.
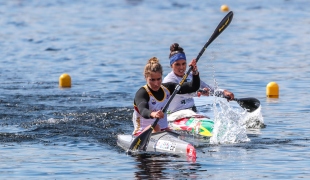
155;140;176;151
187;144;196;157
186;144;197;161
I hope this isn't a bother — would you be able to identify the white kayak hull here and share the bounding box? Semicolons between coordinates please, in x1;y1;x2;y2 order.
117;131;196;160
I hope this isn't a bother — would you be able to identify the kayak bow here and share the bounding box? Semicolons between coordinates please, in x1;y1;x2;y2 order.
117;131;196;161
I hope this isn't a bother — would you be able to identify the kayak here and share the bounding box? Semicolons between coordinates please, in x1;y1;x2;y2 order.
117;131;197;161
169;117;214;137
167;109;214;137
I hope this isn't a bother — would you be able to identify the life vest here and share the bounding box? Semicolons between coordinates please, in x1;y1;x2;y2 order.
132;85;170;135
163;71;196;113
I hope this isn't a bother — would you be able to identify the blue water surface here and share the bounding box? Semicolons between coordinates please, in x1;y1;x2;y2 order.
1;0;310;179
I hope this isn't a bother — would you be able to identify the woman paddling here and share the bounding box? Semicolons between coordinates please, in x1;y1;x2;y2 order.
162;43;235;136
132;57;201;136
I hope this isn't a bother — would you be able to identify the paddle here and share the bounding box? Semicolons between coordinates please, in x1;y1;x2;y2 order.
232;97;260;113
128;11;234;152
198;89;260;112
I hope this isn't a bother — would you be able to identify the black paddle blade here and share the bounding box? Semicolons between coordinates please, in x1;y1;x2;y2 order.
128;127;153;152
215;11;234;34
196;11;234;62
235;98;261;113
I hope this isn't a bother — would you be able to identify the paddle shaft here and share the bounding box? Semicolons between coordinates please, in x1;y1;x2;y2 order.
152;11;234;132
198;89;260;112
128;11;234;152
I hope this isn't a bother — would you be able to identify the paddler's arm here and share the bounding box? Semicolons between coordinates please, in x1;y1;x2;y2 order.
163;72;200;94
180;58;200;94
134;87;153;119
163;59;200;94
197;87;235;101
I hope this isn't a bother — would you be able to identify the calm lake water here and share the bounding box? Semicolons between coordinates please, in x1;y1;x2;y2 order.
1;0;310;179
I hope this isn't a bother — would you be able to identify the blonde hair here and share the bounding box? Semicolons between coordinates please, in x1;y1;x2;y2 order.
144;57;163;77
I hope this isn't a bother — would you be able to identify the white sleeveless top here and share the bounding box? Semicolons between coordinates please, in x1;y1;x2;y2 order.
163;71;215;113
132;85;170;135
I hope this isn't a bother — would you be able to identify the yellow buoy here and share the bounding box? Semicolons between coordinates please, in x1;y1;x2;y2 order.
221;4;229;12
266;82;279;98
59;73;71;88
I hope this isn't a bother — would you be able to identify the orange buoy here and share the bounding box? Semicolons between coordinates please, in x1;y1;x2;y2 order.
59;73;71;88
266;82;279;98
221;4;230;12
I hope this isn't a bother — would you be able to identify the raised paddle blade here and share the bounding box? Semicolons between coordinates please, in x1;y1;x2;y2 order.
195;11;234;62
234;98;260;113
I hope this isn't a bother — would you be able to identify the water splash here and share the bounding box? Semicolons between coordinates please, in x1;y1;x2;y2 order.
210;97;250;144
205;57;264;144
209;95;265;144
243;106;265;129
